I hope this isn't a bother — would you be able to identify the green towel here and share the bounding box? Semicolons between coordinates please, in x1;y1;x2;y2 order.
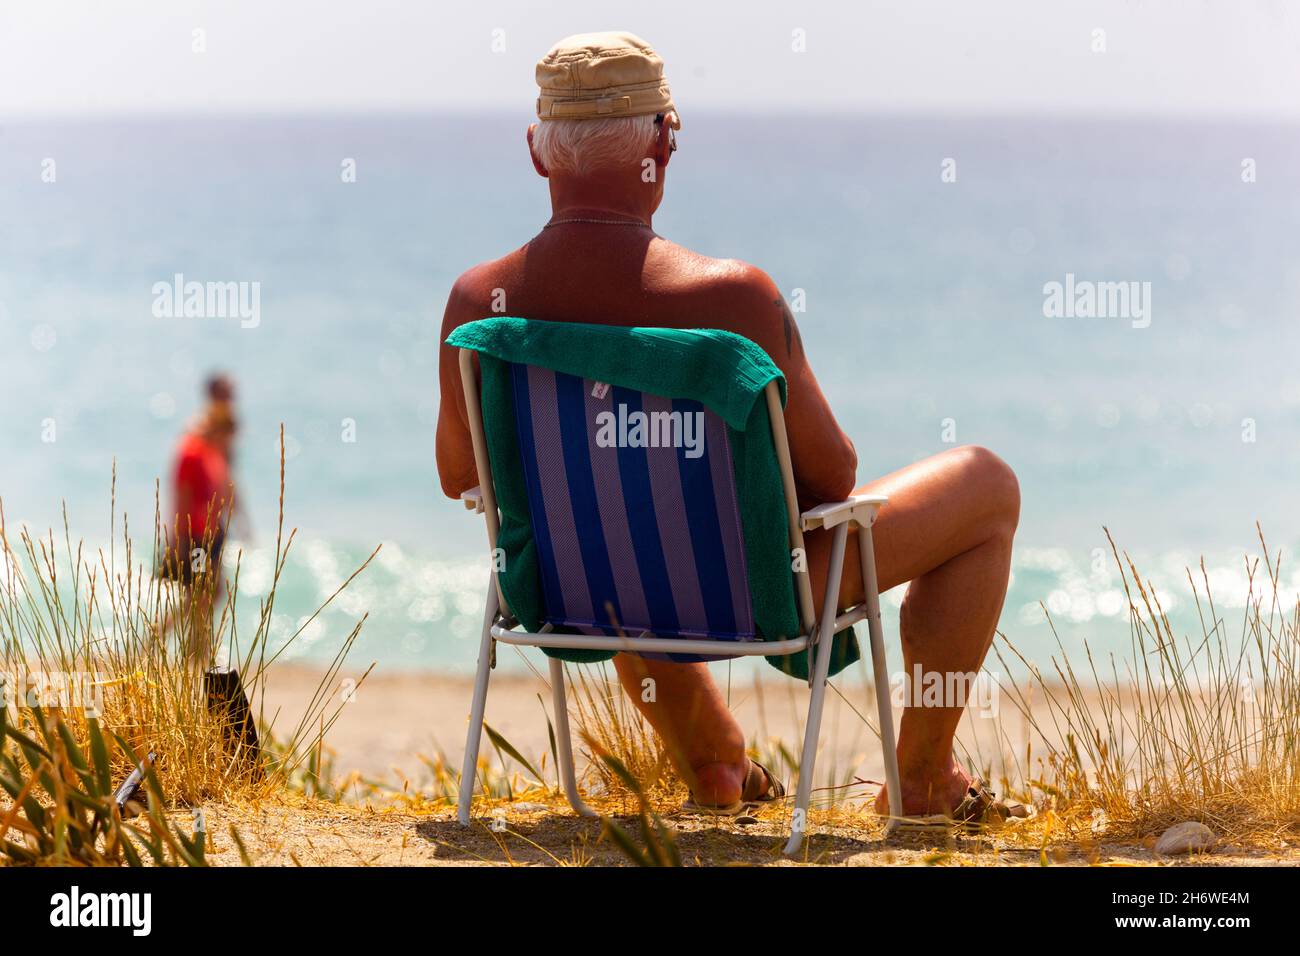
446;317;860;679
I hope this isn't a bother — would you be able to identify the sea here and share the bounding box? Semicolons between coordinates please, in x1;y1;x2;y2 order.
2;112;1298;677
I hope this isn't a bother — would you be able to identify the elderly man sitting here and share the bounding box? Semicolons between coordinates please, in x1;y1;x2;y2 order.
436;31;1021;825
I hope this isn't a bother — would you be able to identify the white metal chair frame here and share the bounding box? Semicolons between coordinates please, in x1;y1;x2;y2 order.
454;349;903;855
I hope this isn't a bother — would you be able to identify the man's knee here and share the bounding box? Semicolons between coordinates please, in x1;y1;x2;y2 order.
955;445;1019;536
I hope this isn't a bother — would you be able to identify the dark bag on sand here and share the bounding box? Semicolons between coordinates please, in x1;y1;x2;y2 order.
205;667;262;780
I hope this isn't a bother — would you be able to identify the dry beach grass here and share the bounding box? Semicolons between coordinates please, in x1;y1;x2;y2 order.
2;452;1298;865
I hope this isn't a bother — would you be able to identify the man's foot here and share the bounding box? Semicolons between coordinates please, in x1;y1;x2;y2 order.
873;760;973;818
689;758;778;809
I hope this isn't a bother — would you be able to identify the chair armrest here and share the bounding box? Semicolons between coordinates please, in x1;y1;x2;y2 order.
800;493;888;532
460;486;486;514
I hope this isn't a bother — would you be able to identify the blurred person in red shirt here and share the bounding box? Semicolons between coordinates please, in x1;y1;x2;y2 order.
160;398;238;664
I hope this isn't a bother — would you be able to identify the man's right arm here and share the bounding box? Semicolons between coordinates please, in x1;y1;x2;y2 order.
435;270;488;499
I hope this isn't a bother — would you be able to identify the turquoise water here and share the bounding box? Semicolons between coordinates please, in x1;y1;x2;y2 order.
2;113;1298;675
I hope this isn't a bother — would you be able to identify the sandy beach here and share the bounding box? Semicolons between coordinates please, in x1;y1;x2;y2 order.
208;664;1294;867
261;662;1023;792
190;797;1300;867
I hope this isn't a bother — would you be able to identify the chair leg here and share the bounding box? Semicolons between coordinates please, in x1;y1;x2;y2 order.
860;524;903;836
549;657;598;818
457;575;499;826
784;522;850;857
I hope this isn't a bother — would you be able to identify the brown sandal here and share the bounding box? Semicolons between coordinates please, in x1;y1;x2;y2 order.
892;778;1032;836
952;779;1032;832
682;759;786;816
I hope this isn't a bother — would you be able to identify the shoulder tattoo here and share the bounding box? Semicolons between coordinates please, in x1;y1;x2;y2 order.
776;295;803;358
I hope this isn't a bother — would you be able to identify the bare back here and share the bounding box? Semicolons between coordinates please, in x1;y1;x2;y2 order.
436;226;857;507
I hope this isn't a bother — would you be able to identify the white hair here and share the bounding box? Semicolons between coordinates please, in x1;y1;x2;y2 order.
531;115;658;176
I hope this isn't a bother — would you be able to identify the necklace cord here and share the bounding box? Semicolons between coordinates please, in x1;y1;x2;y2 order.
543;217;652;229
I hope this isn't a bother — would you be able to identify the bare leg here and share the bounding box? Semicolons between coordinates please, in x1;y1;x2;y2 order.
613;444;1018;813
612;654;754;805
805;446;1020;816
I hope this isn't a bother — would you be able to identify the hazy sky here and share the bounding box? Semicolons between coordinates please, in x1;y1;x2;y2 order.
1;0;1298;118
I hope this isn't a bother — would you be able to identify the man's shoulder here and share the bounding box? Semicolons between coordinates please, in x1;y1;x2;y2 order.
645;244;790;357
174;433;209;476
176;432;201;457
446;251;522;306
438;251;528;339
651;241;782;303
652;240;770;286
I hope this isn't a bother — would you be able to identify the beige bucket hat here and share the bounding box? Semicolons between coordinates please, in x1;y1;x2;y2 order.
536;31;681;128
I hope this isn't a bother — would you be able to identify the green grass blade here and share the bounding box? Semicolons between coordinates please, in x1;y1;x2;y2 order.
484;721;545;784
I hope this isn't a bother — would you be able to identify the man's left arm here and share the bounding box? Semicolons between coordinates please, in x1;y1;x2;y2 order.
730;266;859;506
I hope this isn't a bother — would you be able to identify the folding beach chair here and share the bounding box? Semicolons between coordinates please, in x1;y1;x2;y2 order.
450;319;902;855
